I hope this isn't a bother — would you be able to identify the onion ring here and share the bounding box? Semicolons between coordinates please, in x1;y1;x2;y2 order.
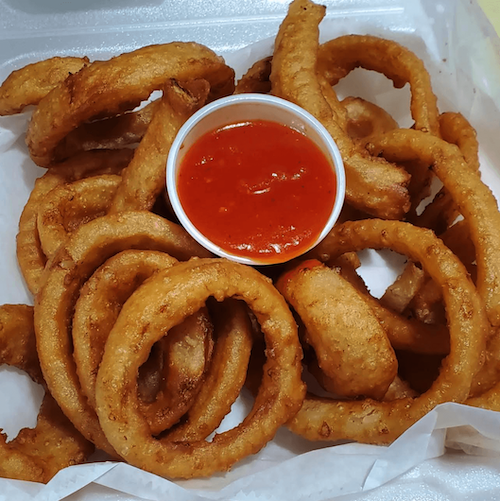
72;249;213;435
37;174;121;260
95;258;305;478
0;56;89;116
415;112;480;233
317;35;440;136
276;259;398;399
34;212;212;454
288;219;487;443
16;149;132;295
439;112;480;174
366;128;500;327
317;33;441;212
0;304;93;483
270;0;411;219
26;42;235;167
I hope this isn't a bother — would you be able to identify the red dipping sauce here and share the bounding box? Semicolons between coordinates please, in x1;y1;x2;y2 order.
177;119;336;263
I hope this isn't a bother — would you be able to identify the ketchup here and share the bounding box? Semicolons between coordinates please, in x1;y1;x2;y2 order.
177;119;336;263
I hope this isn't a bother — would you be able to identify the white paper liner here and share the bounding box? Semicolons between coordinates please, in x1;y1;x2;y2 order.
1;0;500;499
3;403;500;501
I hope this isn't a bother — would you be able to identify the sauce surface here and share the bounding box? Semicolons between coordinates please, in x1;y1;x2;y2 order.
177;119;336;263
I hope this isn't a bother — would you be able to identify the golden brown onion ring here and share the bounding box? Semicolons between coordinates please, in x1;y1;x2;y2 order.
96;258;305;479
37;174;121;260
109;79;209;213
53;100;159;160
288;219;488;444
317;35;440;136
366;128;500;327
415;112;480;233
270;0;411;219
0;305;93;483
318;34;440;212
0;56;89;116
439;112;480;174
26;42;235;167
34;212;212;454
72;250;213;435
276;259;397;399
16;149;133;295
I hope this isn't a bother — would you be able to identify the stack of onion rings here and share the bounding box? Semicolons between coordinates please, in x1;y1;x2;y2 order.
0;0;499;484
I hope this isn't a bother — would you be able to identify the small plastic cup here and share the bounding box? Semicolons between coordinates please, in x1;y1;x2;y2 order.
166;93;345;265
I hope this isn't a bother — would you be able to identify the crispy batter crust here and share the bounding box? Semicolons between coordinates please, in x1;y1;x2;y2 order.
73;250;213;435
96;258;305;478
318;35;440;136
288;219;488;443
367;129;500;327
270;0;411;219
26;43;235;166
0;305;93;483
37;174;121;260
34;212;212;455
109;79;210;213
16;149;132;295
0;56;89;115
277;261;398;399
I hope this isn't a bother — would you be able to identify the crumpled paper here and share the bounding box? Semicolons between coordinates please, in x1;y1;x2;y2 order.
1;0;500;499
2;404;500;501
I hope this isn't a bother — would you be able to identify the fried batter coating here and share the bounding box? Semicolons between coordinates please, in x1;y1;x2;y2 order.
35;212;212;455
16;149;132;294
0;304;93;483
0;56;89;115
96;258;305;478
277;260;398;399
271;0;411;219
109;79;210;213
288;219;487;444
26;42;235;166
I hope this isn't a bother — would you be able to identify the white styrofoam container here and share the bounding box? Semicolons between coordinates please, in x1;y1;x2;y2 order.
1;1;500;500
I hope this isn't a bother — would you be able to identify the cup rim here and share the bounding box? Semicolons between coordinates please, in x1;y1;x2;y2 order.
166;93;346;266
